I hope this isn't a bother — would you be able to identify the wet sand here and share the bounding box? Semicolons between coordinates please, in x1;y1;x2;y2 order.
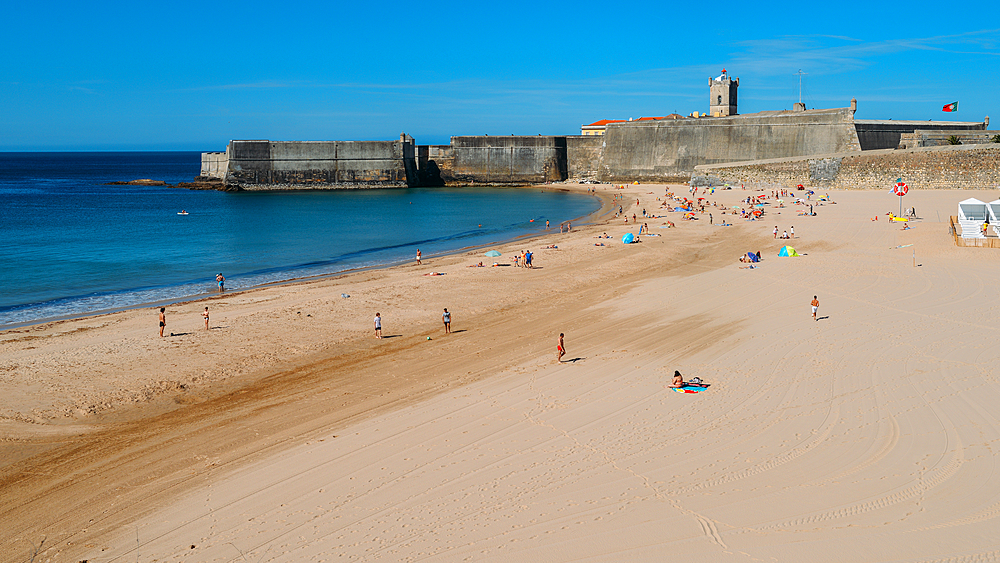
3;185;1000;562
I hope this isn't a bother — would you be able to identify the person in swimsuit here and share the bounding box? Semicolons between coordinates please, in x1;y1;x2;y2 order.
158;307;166;337
416;249;422;265
557;333;565;362
442;308;451;334
374;312;382;339
216;273;225;292
203;306;209;330
667;370;686;388
811;295;819;321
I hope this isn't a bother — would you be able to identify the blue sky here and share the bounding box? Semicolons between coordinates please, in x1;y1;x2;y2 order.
2;0;998;150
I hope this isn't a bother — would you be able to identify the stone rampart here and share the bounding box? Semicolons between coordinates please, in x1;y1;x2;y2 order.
566;135;603;179
692;144;1000;190
448;136;567;184
598;108;860;182
224;140;414;189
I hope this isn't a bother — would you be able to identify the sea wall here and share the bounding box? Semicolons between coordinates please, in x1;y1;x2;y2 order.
566;135;603;179
598;108;861;183
691;144;1000;190
447;136;567;184
224;140;415;190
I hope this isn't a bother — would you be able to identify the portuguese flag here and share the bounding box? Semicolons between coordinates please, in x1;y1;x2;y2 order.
942;101;958;112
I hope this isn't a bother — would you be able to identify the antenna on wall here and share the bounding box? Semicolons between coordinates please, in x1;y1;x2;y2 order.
795;69;808;104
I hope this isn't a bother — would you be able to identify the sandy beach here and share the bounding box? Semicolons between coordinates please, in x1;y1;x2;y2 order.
3;183;1000;562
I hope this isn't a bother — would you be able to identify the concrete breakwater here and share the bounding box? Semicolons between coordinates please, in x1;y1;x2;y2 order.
200;104;991;190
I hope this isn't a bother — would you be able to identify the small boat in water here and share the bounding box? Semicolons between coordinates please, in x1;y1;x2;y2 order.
178;210;189;215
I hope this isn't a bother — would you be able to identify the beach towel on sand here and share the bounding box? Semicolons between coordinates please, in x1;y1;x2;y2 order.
672;384;711;393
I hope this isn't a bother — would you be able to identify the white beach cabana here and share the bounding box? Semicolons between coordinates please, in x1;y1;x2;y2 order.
988;200;1000;237
958;198;988;238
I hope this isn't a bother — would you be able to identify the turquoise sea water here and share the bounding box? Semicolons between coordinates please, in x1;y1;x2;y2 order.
0;152;600;328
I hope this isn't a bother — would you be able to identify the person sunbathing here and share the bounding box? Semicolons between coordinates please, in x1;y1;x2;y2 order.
667;370;686;388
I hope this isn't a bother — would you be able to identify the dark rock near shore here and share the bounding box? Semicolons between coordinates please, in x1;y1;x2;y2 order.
105;178;226;191
105;179;169;186
175;179;225;190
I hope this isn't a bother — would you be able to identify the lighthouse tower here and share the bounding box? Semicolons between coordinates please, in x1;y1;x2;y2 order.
710;69;739;117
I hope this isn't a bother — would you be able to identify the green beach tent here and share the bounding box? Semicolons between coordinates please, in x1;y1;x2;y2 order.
778;246;800;257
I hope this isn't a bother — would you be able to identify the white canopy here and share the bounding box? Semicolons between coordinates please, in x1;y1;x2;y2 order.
959;198;987;222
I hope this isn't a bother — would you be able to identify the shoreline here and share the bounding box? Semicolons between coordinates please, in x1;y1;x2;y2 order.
0;185;606;332
0;182;618;429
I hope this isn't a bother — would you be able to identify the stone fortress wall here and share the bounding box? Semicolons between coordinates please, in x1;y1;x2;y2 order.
598;107;862;183
199;74;993;191
220;139;415;190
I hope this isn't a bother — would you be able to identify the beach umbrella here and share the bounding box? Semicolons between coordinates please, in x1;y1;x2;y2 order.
622;233;635;244
484;250;502;257
778;246;800;257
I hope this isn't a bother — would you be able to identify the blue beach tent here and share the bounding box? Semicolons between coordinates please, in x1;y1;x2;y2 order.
778;246;800;257
622;233;635;244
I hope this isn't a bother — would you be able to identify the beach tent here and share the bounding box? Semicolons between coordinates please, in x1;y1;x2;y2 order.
958;198;988;238
622;233;635;244
778;246;800;257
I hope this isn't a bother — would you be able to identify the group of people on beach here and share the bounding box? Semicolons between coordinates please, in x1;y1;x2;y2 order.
158;306;211;337
773;225;795;239
374;308;452;339
157;273;227;336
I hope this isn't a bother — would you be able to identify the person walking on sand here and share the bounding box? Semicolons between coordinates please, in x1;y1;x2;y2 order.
202;306;209;330
811;296;819;321
374;312;382;339
442;308;451;334
415;249;422;265
158;307;166;337
557;333;566;362
790;225;795;238
216;273;225;292
773;226;779;239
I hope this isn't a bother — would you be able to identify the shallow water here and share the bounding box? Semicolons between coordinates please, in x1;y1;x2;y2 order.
0;152;599;327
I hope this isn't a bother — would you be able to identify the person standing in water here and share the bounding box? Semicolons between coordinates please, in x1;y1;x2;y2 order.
216;273;225;292
442;308;451;334
415;249;422;265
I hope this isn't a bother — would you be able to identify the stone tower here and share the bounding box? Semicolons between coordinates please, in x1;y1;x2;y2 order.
709;70;738;117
